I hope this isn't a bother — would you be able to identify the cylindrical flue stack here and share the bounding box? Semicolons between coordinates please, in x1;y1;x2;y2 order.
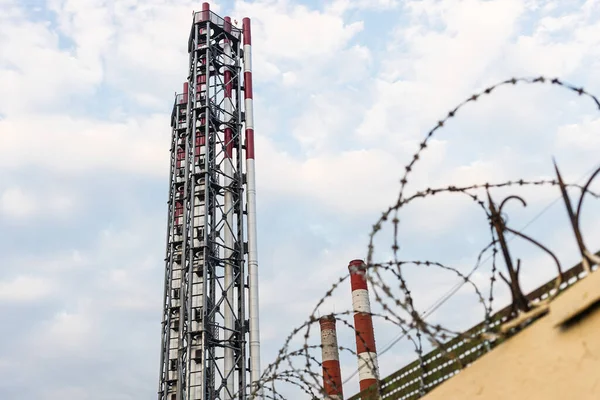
349;260;379;393
319;315;344;400
242;17;262;397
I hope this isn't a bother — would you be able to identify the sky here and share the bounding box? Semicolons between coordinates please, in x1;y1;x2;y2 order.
2;0;600;398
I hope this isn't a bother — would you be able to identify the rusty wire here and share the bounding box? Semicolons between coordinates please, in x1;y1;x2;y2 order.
245;76;600;400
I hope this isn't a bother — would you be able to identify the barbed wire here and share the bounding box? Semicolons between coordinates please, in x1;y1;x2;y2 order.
246;76;600;400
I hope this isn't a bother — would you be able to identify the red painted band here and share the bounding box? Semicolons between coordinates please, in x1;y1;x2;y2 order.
350;272;368;291
224;16;232;33
354;313;376;354
319;318;336;332
244;72;253;99
245;129;255;159
359;378;377;392
349;259;368;290
242;17;252;45
322;360;343;396
224;128;233;158
200;2;210;22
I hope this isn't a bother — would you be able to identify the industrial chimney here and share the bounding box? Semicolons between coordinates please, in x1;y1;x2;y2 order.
348;260;379;393
319;315;344;400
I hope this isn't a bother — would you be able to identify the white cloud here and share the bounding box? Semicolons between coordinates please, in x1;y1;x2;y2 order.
257;140;401;213
0;275;56;302
48;193;77;214
32;306;95;356
0;3;104;115
328;0;401;14
0;114;169;177
41;387;92;400
224;0;373;113
233;0;364;61
555;116;600;150
359;0;526;149
0;186;79;220
0;187;37;218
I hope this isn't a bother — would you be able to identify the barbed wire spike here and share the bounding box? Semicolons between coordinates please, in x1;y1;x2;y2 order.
487;192;530;314
554;160;592;273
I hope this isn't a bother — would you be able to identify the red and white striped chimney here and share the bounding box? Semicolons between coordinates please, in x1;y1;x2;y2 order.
319;315;344;400
242;17;262;397
349;260;379;393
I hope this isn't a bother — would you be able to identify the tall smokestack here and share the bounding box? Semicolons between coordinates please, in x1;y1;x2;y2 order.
319;315;344;400
159;5;261;399
242;17;262;398
348;260;379;393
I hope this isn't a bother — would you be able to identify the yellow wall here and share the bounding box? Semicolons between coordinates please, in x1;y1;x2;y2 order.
423;269;600;400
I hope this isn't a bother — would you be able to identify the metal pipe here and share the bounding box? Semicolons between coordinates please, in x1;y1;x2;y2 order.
233;33;248;399
348;260;379;393
198;9;212;399
242;16;262;399
320;315;344;400
158;89;182;399
177;48;195;400
184;13;204;399
223;14;235;400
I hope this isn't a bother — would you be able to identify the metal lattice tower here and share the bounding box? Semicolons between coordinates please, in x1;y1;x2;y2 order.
158;4;261;399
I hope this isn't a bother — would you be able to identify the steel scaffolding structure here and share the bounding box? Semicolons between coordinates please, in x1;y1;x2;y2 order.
158;4;261;400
